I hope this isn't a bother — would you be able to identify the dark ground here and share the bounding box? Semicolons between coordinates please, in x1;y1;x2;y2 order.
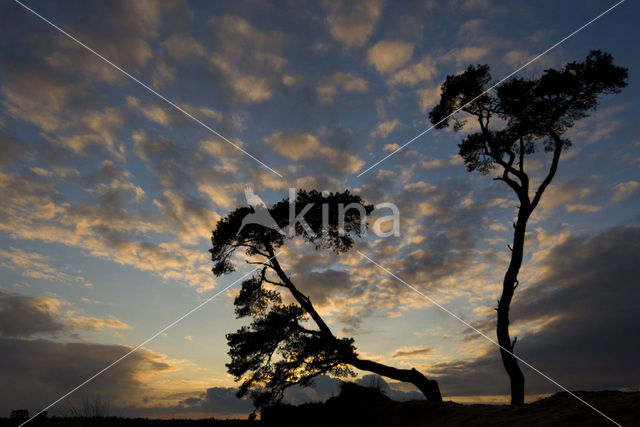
262;388;640;426
3;387;639;426
0;418;253;427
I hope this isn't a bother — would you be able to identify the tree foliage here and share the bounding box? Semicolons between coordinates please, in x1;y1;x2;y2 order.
226;269;356;408
430;50;628;177
211;189;373;276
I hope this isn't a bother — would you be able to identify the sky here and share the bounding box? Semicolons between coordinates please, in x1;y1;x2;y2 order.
0;0;639;420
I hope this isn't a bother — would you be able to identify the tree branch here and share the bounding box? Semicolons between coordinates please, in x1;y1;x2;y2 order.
284;363;337;389
297;325;324;336
246;260;273;267
493;173;521;195
265;243;335;337
505;148;516;169
243;243;270;259
264;278;287;287
518;138;525;175
530;131;564;211
477;129;524;197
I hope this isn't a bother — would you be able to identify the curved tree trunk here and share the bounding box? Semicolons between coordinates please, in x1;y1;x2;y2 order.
495;137;563;405
267;245;443;402
349;356;442;402
497;206;530;405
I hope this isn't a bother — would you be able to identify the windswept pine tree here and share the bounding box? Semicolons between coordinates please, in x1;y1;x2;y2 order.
210;190;442;409
429;50;628;405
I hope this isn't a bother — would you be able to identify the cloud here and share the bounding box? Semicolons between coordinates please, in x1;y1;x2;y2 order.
566;105;625;144
207;15;288;103
0;131;30;169
0;290;133;338
431;226;640;396
419;158;447;169
0;124;234;291
293;269;353;306
322;0;384;48
146;374;423;417
162;34;205;60
333;174;515;328
441;46;488;66
564;203;600;214
356;375;424;401
60;1;182;67
531;175;604;221
266;132;364;174
0;337;176;415
0;290;66;338
391;345;431;359
126;96;171;127
153;190;221;245
266;133;326;161
367;40;414;74
612;180;640;203
177;386;254;414
317;71;368;103
22;0;188;95
1;69;77;132
503;49;555;70
389;56;438;86
30;166;79;180
66;311;132;332
124;377;338;416
72;108;125;155
178;103;228;126
0;48;126;157
371;119;400;138
210;57;273;103
0;248;93;287
417;85;442;113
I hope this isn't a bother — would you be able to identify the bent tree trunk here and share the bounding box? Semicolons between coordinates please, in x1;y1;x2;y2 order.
268;247;443;402
497;206;530;405
350;356;442;402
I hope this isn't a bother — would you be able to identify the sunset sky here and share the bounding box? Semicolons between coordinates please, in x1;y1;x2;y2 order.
1;0;639;419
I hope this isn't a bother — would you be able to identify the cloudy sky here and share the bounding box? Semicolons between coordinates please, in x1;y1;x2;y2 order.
1;0;639;419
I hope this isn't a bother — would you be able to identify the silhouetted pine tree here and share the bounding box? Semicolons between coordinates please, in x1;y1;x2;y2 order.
429;50;627;405
210;190;442;409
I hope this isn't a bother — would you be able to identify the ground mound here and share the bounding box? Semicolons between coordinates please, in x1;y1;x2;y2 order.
261;384;640;426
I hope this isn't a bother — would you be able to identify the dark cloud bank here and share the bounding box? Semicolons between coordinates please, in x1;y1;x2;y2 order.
433;225;640;396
